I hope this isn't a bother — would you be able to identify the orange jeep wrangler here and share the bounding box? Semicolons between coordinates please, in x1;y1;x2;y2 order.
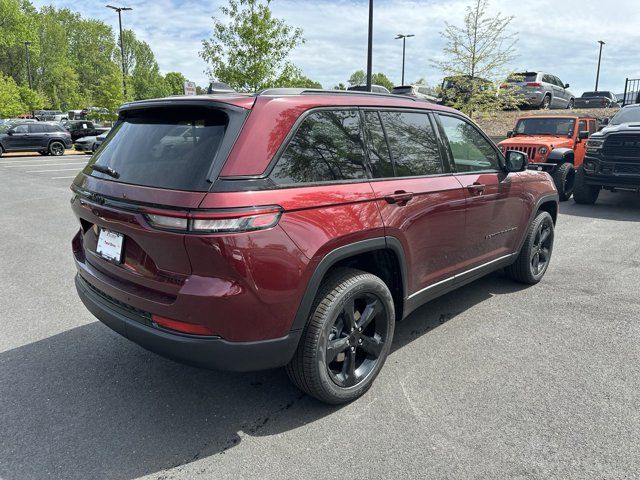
498;115;598;200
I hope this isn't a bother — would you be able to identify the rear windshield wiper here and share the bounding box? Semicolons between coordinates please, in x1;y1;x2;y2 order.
90;164;120;179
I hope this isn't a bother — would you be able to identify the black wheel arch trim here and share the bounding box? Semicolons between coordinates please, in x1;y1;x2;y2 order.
516;193;559;253
547;148;575;164
289;237;407;333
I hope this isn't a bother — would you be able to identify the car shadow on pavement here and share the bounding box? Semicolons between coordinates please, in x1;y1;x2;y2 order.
0;272;528;480
561;191;640;222
391;270;528;354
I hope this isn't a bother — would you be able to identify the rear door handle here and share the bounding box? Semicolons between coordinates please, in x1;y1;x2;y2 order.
466;183;486;195
384;191;414;205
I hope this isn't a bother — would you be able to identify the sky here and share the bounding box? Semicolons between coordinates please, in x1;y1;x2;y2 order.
31;0;640;95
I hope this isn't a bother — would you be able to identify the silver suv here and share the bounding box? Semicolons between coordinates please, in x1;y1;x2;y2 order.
507;71;575;109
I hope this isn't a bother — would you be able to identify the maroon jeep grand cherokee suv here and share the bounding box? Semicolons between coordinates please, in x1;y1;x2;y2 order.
71;89;558;404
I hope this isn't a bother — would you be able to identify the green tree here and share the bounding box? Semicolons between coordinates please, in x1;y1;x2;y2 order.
433;0;520;115
0;0;38;84
372;72;394;91
274;64;321;88
348;70;366;86
347;70;394;91
18;84;48;111
0;74;26;117
164;71;188;95
333;83;346;90
200;0;305;92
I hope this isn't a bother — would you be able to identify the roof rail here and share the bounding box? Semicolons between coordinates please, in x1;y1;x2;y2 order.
256;88;417;101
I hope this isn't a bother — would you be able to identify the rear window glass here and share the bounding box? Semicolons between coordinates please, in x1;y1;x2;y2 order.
87;107;228;191
269;110;367;185
509;72;537;82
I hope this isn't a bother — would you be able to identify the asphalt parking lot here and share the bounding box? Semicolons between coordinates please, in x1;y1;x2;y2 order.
1;160;639;480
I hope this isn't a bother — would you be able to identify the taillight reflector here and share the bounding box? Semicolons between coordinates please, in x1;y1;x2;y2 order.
143;206;282;233
526;82;542;87
152;314;215;336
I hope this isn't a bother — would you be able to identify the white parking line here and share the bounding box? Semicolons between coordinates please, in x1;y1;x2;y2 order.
27;167;84;173
0;157;84;164
5;162;87;168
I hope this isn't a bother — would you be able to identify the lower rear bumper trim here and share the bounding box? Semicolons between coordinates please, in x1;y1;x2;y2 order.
75;274;301;372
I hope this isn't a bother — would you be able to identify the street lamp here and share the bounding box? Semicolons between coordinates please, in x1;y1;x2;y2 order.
395;34;414;86
366;0;373;92
106;5;132;99
23;41;33;90
595;40;605;91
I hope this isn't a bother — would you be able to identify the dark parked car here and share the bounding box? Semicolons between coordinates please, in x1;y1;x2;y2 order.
574;104;640;204
71;89;558;404
63;120;110;142
574;91;619;109
439;75;493;107
0;122;72;156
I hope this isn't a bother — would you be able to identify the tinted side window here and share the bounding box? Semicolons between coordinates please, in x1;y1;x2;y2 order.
270;110;367;185
578;120;587;134
13;125;29;133
28;124;44;133
379;111;443;177
363;111;394;178
542;74;553;84
438;115;499;173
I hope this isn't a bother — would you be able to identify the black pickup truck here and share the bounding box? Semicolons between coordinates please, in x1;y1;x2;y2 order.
574;91;619;109
62;120;110;142
574;104;640;204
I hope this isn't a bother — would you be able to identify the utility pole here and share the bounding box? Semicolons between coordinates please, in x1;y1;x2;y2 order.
366;0;373;91
395;34;414;85
595;40;605;91
107;5;132;99
24;41;33;89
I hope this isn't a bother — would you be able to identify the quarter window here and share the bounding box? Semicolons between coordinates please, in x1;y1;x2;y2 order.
378;111;443;177
270;110;367;185
438;115;500;173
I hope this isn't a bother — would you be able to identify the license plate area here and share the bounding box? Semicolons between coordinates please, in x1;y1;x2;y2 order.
96;228;124;263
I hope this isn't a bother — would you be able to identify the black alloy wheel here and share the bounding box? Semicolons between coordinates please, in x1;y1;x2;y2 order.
325;292;388;388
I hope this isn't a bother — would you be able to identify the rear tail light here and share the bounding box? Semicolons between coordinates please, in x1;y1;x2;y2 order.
152;314;215;336
143;206;282;233
526;82;542;87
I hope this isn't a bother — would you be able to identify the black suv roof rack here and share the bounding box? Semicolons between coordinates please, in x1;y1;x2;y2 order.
257;88;417;101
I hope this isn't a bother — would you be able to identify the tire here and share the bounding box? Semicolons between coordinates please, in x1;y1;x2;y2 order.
541;94;551;109
49;141;65;156
567;98;574;109
0;146;3;158
551;162;576;201
505;211;554;285
286;268;395;404
573;166;600;205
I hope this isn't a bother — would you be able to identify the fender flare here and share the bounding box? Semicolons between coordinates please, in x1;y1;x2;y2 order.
289;237;407;333
547;148;574;164
516;193;559;254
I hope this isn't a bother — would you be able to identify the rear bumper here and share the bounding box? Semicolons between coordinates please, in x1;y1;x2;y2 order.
75;274;301;371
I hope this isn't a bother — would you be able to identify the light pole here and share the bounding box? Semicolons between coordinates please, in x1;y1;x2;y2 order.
23;41;33;89
106;5;132;99
395;34;414;86
595;40;605;91
366;0;373;92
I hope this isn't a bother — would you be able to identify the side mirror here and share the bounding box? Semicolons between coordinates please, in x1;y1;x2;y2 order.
600;117;609;126
578;130;589;140
504;150;528;172
6;129;14;136
506;130;514;138
564;83;570;88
